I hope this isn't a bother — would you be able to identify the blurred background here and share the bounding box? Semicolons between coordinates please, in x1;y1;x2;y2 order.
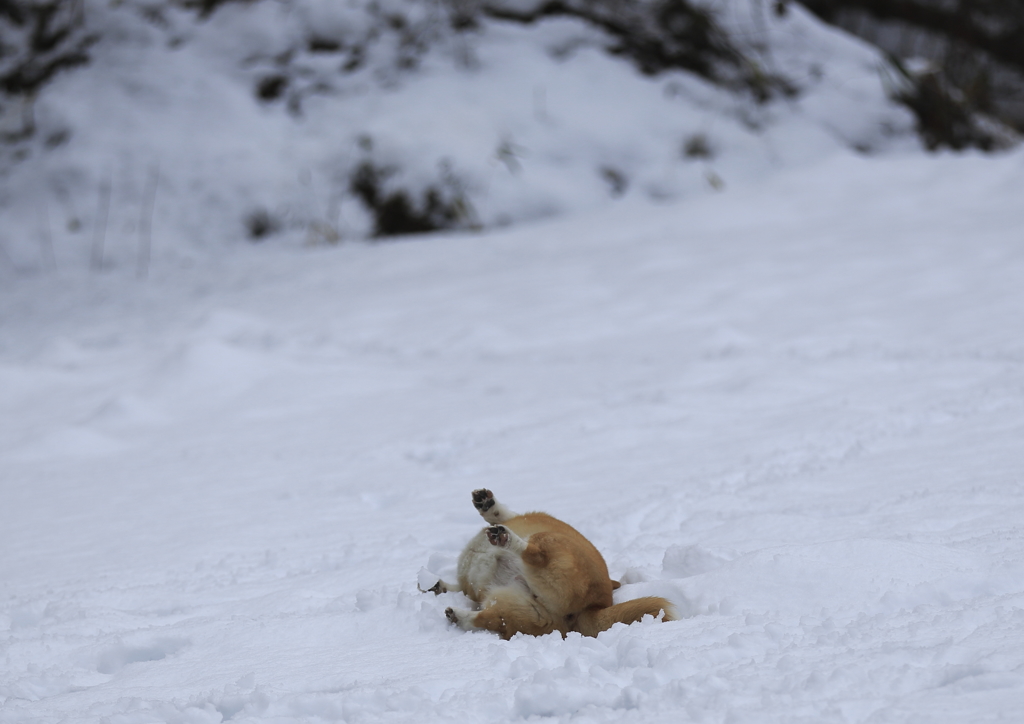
1;0;1020;273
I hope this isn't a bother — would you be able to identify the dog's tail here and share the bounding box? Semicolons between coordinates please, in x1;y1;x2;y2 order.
575;597;676;637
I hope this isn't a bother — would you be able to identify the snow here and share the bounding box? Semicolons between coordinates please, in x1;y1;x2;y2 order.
4;1;1024;722
4;147;1024;722
2;0;919;263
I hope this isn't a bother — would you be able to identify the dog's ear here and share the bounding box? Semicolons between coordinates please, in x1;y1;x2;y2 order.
610;580;621;590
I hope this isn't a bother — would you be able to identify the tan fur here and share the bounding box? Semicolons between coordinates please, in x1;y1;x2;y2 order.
427;490;676;640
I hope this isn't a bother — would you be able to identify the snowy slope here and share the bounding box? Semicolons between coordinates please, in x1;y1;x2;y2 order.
4;146;1024;722
2;0;919;267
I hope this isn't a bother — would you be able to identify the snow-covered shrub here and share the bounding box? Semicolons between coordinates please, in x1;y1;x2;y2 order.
221;0;802;239
0;0;93;141
481;0;794;100
244;206;281;240
241;0;460;116
349;157;477;237
798;0;1024;148
0;0;926;262
883;55;1017;151
172;0;256;19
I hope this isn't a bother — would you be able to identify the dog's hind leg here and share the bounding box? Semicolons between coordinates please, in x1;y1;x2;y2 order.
486;524;560;574
472;489;519;524
484;524;528;554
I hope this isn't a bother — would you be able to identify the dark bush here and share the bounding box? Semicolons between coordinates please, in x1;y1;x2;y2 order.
244;207;280;240
1;0;94;140
888;55;1010;151
173;0;255;20
256;74;288;102
798;0;1024;141
349;161;471;238
683;132;713;159
482;0;793;100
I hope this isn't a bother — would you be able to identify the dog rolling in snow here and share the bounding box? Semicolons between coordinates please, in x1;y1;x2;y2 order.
422;489;675;639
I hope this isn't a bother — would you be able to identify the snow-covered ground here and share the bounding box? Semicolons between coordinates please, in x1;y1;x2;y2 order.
4;147;1024;722
4;1;1024;722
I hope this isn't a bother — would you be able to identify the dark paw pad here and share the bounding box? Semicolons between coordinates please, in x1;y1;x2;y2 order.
418;580;446;595
472;488;495;512
445;607;458;624
486;525;509;547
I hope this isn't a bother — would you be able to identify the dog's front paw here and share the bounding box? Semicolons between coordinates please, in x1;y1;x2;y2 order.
472;488;495;512
486;525;509;547
419;580;446;595
445;607;459;624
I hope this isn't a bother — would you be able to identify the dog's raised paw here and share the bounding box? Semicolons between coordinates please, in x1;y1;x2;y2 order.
422;580;445;595
472;489;495;512
486;525;509;547
445;607;459;624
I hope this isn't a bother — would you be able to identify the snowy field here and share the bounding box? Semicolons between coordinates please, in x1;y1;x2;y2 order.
4;0;1024;722
4;148;1024;723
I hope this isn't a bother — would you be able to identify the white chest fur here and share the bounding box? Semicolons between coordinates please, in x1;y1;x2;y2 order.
457;529;531;600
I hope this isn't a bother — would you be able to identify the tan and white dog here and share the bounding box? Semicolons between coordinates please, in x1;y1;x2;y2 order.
423;489;675;639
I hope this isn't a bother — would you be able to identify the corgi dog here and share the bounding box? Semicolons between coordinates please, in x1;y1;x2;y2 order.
422;489;675;639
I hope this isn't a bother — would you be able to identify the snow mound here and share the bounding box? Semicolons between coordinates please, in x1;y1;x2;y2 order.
2;0;919;272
